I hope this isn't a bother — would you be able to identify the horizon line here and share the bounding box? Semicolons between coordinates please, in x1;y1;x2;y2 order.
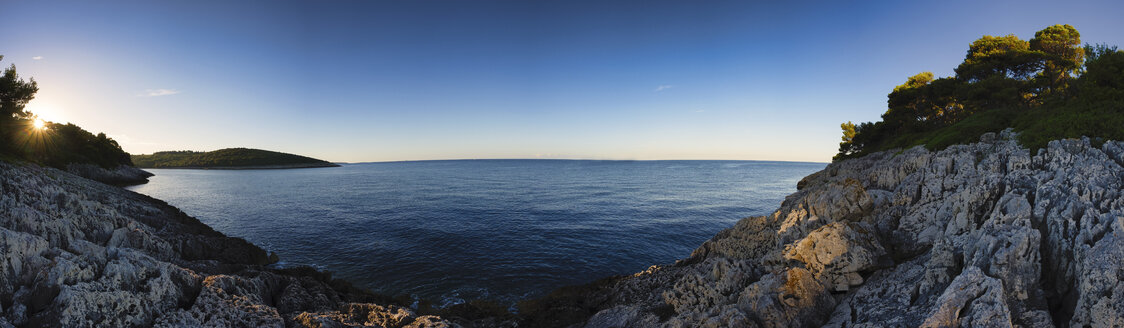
333;158;831;165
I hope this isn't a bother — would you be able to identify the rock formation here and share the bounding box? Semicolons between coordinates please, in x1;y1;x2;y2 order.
4;129;1123;327
65;163;154;186
553;131;1124;327
0;161;456;327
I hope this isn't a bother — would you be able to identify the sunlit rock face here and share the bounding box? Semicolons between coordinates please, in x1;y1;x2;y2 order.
580;130;1124;328
0;162;456;327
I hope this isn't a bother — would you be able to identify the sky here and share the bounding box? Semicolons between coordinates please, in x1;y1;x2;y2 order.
2;0;1123;163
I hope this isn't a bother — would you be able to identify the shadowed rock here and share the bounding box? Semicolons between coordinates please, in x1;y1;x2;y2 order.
5;130;1124;327
566;131;1124;327
0;161;457;327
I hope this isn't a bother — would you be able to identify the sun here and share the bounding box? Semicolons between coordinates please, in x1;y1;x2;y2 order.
33;118;46;130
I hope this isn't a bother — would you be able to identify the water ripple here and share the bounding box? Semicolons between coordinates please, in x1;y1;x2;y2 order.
128;159;824;305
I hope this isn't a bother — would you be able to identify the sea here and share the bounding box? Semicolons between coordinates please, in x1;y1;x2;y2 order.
126;159;825;307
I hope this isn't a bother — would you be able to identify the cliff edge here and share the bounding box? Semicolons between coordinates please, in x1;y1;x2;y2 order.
529;130;1124;328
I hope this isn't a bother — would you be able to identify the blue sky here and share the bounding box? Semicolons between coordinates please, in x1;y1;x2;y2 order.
2;0;1122;162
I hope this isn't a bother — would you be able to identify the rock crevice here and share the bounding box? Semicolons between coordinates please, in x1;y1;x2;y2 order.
4;130;1124;327
0;161;457;327
576;131;1124;328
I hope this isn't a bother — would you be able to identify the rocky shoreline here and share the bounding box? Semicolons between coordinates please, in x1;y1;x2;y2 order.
525;130;1124;327
0;161;456;327
65;163;155;186
3;130;1123;327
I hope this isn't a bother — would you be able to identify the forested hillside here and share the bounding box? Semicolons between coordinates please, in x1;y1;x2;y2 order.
132;148;337;168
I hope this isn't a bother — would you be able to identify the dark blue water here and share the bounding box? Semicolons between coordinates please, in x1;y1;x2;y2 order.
127;160;824;306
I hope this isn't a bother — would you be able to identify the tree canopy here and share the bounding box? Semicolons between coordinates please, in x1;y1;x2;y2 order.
0;56;40;154
955;35;1042;82
0;55;133;169
836;24;1122;160
1030;24;1084;91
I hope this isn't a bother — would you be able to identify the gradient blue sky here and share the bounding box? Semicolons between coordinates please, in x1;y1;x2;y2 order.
3;0;1122;162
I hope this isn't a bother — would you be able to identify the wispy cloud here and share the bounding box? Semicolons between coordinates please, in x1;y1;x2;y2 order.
32;56;42;60
139;89;180;97
654;85;673;92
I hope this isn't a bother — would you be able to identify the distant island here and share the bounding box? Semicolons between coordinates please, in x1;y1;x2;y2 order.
131;148;340;169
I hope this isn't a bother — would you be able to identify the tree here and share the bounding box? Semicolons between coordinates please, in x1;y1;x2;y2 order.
955;35;1045;82
0;56;40;153
836;121;858;159
1030;24;1083;91
885;72;935;126
840;121;857;143
893;72;934;92
1077;45;1124;102
0;56;39;120
1084;43;1119;64
836;121;870;160
836;24;1124;160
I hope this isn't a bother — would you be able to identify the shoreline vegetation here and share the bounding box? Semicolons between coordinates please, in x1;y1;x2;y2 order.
140;163;340;170
5;132;1124;326
2;22;1124;327
835;24;1124;161
131;148;340;169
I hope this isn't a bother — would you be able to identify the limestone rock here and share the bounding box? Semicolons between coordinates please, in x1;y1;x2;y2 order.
8;130;1124;327
919;266;1012;328
783;221;886;291
0;161;453;327
578;132;1124;327
66;163;153;186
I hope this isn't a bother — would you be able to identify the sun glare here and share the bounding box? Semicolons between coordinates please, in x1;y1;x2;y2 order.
33;119;46;130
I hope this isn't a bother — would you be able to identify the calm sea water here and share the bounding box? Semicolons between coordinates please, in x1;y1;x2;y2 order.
127;160;824;306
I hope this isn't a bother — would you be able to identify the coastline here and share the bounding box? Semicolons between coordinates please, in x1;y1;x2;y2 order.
138;163;342;170
65;163;155;186
527;131;1124;327
3;131;1124;327
0;160;458;327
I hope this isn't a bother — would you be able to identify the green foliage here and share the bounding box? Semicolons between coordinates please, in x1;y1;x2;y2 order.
131;148;333;168
1015;102;1124;151
892;72;934;92
0;56;40;154
1084;43;1120;64
1077;44;1124;101
0;56;39;118
835;121;858;160
0;55;132;169
34;123;135;168
955;35;1043;82
1030;24;1084;91
837;25;1124;160
1015;47;1124;150
905;107;1019;151
840;121;857;143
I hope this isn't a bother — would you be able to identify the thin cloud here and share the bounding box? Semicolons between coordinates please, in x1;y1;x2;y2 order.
32;56;43;60
139;89;180;97
654;85;673;92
